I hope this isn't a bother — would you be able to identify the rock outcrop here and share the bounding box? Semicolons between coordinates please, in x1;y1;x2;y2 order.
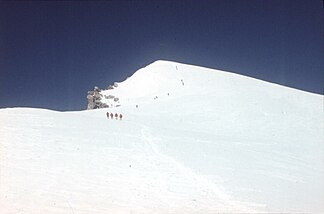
87;86;109;109
87;85;120;110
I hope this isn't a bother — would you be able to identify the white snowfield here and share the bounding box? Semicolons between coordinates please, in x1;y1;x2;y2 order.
0;60;323;214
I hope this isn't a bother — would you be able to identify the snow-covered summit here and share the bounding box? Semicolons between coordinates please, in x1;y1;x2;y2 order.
89;60;321;110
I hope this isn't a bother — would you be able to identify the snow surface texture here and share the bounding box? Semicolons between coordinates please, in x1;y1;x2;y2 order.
1;60;323;213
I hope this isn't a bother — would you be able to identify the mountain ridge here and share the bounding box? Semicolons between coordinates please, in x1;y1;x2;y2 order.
87;60;322;110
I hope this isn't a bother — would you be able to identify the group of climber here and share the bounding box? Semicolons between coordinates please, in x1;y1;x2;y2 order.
106;112;123;120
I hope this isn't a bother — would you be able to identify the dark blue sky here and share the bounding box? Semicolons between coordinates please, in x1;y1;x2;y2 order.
0;0;323;111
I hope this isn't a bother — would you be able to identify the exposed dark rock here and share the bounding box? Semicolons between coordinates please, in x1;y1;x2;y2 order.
99;103;109;108
107;85;114;90
87;102;96;110
87;86;108;110
87;84;121;110
94;86;101;92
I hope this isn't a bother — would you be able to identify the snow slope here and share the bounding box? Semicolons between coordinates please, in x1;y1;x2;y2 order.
1;60;323;213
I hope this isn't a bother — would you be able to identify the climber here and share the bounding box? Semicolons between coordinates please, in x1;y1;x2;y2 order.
106;112;109;119
110;113;113;118
119;114;123;120
115;113;118;119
